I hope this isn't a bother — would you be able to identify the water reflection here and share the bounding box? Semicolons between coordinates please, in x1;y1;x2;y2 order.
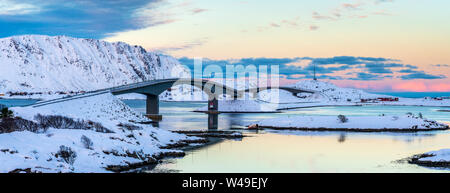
154;132;450;172
2;99;450;172
226;113;244;128
208;113;218;130
0;99;39;107
338;133;346;143
129;101;450;173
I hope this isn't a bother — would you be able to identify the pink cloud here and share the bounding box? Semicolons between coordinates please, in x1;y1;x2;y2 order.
192;8;207;14
392;82;428;92
280;79;450;92
429;83;450;92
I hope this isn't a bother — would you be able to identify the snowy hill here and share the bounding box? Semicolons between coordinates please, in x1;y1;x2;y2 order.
288;80;385;102
1;92;197;173
255;114;449;131
258;80;386;103
0;35;189;98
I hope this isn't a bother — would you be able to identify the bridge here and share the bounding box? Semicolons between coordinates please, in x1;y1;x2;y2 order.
244;86;316;97
108;78;240;119
28;78;317;120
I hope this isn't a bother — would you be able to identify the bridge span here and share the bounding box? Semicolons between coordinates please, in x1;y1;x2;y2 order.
28;78;317;120
244;86;316;96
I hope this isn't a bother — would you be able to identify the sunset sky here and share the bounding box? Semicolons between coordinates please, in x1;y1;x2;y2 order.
1;0;449;92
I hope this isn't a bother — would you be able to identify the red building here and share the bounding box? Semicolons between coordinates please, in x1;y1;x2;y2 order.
377;97;399;102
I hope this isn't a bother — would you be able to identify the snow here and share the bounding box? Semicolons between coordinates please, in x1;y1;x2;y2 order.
258;89;322;103
375;98;450;107
0;35;189;99
116;93;147;100
0;35;230;102
193;79;449;113
288;80;386;102
255;114;449;131
0;92;195;173
258;80;450;109
160;85;210;101
195;99;279;113
418;149;450;163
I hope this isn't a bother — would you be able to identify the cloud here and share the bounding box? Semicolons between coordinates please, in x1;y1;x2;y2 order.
281;18;300;27
398;69;416;73
433;64;449;67
350;73;386;80
270;23;281;27
397;64;447;80
398;71;446;80
392;81;450;92
404;64;418;69
152;38;208;52
375;0;394;4
0;0;200;39
309;25;319;31
312;11;336;20
309;56;392;65
177;56;444;82
342;2;364;10
372;10;393;16
293;74;344;80
392;82;428;92
365;62;403;74
311;0;395;24
0;0;41;15
257;17;301;32
191;8;207;14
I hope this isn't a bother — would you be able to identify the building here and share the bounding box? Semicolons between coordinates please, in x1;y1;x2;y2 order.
377;97;399;102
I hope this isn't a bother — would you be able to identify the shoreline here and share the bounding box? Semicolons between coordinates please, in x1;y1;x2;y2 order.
258;126;449;132
125;137;227;173
408;154;450;169
2;97;450;108
120;133;245;173
276;103;450;111
192;110;281;113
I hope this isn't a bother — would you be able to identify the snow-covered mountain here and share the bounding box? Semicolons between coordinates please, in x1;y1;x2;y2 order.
288;80;385;102
258;80;386;103
0;35;189;97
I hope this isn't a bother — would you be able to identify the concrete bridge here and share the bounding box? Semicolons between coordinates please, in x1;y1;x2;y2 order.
29;78;317;121
244;86;316;97
108;78;239;119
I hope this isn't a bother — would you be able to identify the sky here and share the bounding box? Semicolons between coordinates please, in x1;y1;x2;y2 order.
1;0;449;92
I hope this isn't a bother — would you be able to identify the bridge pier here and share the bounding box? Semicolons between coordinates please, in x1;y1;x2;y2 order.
207;96;219;130
208;113;218;130
207;96;218;113
145;94;162;121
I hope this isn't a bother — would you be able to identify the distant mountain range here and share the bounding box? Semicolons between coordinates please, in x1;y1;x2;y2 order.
288;80;385;102
257;79;387;103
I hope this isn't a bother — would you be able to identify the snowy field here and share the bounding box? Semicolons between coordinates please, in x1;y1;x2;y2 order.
415;149;450;163
254;114;449;131
409;149;450;169
0;92;196;173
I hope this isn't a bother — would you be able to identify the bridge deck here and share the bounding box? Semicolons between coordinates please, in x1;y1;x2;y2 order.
26;78;317;107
